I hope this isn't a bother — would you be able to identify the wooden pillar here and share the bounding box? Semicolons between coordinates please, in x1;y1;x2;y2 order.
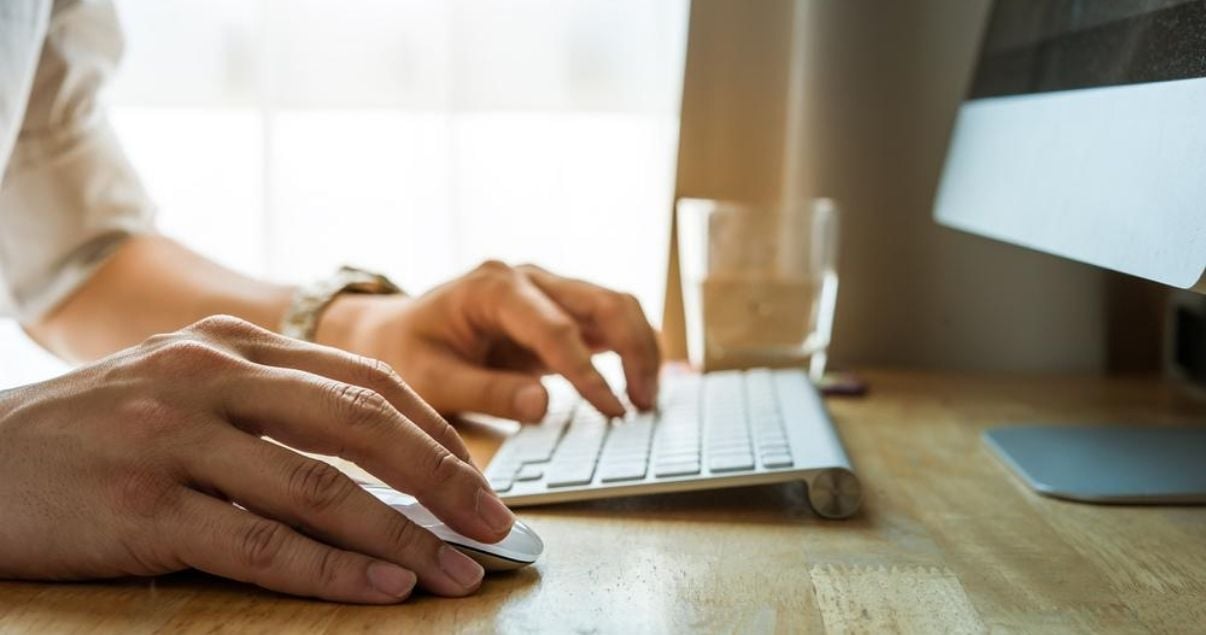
662;0;796;360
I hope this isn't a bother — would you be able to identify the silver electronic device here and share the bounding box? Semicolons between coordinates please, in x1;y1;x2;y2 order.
363;485;544;571
482;367;862;519
935;0;1206;502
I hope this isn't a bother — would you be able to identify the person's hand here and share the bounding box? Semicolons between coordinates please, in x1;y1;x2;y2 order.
0;316;513;603
319;262;661;423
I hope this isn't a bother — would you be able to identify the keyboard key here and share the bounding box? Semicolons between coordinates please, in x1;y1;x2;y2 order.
499;424;566;465
516;464;545;481
758;446;788;459
753;427;784;439
602;455;650;468
707;440;752;452
654;461;701;477
756;431;789;443
654;449;700;463
710;446;753;457
487;368;820;496
487;475;513;492
708;453;754;472
745;370;793;459
599;462;648;482
485;459;520;480
546;467;596;487
761;453;794;468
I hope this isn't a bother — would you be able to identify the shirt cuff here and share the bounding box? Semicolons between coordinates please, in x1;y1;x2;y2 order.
0;119;156;323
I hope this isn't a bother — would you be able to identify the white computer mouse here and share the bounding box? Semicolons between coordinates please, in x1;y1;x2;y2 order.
361;485;543;571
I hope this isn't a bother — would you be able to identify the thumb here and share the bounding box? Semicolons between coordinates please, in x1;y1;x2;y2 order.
428;359;548;423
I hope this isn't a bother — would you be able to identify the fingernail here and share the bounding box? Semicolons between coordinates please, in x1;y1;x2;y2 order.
477;488;515;534
439;545;485;588
367;562;416;599
514;384;547;421
633;384;652;411
607;394;628;418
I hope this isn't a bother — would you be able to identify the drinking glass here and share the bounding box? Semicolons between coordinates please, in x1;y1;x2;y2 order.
676;198;839;380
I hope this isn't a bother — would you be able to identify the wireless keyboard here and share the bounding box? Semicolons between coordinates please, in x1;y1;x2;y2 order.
483;367;862;519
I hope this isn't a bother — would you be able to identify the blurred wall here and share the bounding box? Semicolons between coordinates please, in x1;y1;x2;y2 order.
665;0;1164;373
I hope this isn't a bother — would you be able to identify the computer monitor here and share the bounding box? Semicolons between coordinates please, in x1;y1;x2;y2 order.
932;0;1206;503
935;0;1206;293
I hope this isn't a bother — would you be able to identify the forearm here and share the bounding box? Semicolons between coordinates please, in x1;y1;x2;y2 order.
25;235;294;362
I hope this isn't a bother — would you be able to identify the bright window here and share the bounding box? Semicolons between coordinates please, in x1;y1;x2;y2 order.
1;0;688;387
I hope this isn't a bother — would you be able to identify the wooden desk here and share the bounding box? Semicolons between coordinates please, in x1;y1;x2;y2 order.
2;371;1204;633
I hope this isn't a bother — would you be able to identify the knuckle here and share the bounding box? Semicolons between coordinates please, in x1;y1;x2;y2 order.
514;262;544;276
426;450;464;490
142;339;236;375
288;459;354;513
315;548;344;590
332;383;393;432
236;519;289;571
475;259;511;275
357;356;405;392
475;271;516;301
544;318;580;345
598;292;630;319
189;314;258;338
432;420;464;454
140;331;177;350
163;339;226;362
384;516;425;554
621;292;643;311
469;260;518;299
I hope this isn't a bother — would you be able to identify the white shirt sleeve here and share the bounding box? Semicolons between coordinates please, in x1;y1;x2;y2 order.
0;0;156;323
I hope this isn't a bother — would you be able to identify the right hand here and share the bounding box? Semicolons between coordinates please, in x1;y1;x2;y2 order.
0;315;514;603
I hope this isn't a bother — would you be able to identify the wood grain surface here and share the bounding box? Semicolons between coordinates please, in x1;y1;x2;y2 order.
1;370;1204;634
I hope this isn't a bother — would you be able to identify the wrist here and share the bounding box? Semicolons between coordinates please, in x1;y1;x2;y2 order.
313;293;378;353
281;267;404;344
313;291;412;351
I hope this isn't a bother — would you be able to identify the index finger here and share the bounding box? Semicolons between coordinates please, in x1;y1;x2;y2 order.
182;316;472;464
488;276;627;418
520;266;661;410
261;345;473;465
213;366;515;544
189;431;485;597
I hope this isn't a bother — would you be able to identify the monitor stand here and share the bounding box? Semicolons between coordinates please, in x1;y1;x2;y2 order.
984;425;1206;504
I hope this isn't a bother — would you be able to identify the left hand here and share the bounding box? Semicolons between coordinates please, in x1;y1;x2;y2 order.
317;261;661;422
